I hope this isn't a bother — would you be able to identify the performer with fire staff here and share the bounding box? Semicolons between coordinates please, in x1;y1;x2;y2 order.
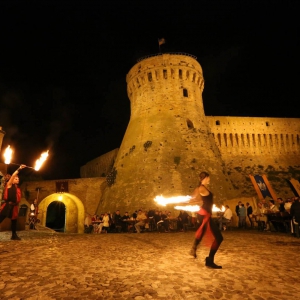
0;164;26;240
188;172;223;269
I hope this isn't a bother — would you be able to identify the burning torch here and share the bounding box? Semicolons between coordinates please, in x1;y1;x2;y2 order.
3;145;49;171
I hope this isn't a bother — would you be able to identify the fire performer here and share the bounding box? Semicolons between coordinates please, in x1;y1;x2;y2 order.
189;172;223;269
0;164;26;240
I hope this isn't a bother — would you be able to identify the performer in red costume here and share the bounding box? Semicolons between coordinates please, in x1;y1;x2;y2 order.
0;164;26;240
189;172;223;269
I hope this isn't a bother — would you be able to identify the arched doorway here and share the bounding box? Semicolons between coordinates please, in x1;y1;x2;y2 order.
46;201;66;232
39;193;85;233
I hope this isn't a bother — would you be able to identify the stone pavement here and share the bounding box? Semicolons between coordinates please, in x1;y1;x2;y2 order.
1;228;300;300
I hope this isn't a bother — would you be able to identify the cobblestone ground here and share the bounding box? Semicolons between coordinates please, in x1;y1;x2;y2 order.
1;228;300;300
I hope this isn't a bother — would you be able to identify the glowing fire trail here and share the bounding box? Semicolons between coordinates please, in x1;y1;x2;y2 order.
154;195;192;206
174;204;226;213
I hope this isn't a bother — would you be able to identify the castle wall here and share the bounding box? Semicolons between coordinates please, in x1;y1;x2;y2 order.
207;116;300;198
80;148;119;178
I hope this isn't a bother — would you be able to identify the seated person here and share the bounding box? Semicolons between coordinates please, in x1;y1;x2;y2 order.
177;210;189;232
84;214;93;233
277;198;286;213
134;210;147;233
218;205;232;230
94;214;104;233
284;199;292;213
269;200;279;213
121;212;130;232
253;202;269;230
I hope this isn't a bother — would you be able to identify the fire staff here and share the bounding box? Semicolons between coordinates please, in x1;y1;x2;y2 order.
0;164;26;240
189;172;223;269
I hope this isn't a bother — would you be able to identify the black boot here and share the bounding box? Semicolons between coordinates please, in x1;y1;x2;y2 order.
189;238;200;258
205;257;222;269
11;233;21;240
11;219;21;240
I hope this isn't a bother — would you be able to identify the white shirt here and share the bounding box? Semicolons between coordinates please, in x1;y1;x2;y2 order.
223;208;233;220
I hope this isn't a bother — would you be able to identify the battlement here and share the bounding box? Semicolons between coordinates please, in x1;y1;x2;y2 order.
126;53;204;101
207;116;300;156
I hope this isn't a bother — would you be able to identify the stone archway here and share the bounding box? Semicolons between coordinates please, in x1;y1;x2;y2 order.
38;193;85;233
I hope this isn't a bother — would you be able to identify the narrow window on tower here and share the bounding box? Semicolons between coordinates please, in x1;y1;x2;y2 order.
192;73;196;82
183;88;188;97
179;69;182;79
216;120;220;125
163;69;167;79
186;119;194;129
148;72;152;82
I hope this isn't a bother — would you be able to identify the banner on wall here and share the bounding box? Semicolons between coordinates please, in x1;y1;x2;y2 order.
249;174;277;200
56;181;69;193
289;178;300;196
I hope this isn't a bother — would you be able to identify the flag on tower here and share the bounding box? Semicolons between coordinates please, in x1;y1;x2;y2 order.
158;38;166;46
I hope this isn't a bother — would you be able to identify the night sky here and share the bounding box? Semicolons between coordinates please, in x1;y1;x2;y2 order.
0;0;298;180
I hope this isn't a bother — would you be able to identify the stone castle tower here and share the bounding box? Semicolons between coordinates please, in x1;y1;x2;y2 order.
100;53;237;212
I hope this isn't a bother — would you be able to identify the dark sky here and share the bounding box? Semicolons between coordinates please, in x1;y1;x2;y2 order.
0;0;298;180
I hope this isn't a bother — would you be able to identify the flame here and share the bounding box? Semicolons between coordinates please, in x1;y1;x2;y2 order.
34;150;49;171
174;205;200;212
212;204;226;212
174;204;226;213
4;145;13;164
154;195;191;206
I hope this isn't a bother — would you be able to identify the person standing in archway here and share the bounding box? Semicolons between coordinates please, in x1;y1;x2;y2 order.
0;165;26;240
188;172;223;269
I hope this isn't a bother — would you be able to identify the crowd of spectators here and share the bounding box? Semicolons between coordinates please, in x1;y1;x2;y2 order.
84;208;195;234
239;197;300;234
84;197;300;236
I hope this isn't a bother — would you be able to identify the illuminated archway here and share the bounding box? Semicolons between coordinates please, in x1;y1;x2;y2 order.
38;193;85;233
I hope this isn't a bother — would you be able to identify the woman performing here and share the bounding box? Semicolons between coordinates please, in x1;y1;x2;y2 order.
0;164;26;240
189;172;223;269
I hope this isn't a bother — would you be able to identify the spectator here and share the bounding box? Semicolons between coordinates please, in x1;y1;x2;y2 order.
239;203;247;228
177;210;189;232
191;211;197;228
235;201;241;225
218;205;232;231
290;197;300;235
284;199;292;212
135;210;147;233
121;212;130;232
277;198;286;213
246;202;253;228
253;202;269;231
84;213;93;233
113;210;123;232
102;212;110;233
269;200;279;212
